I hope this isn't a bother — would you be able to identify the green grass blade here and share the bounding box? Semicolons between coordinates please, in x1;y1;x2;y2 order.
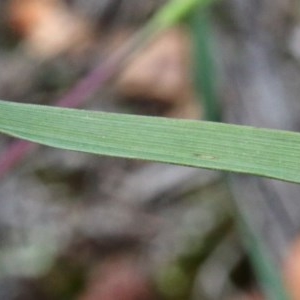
0;100;300;184
189;10;220;121
149;0;217;31
237;215;290;300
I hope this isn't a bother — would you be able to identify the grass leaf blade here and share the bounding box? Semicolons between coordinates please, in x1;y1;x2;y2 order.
0;100;300;183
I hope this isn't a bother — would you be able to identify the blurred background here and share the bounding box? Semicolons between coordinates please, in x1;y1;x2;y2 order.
1;0;300;299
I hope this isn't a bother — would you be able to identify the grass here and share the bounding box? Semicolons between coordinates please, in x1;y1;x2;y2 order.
0;0;295;299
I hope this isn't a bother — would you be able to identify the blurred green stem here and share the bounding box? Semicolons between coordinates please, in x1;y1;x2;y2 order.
189;9;220;121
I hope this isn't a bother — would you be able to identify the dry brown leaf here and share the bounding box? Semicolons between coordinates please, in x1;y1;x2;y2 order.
8;0;92;58
78;257;154;300
117;27;201;119
284;238;300;299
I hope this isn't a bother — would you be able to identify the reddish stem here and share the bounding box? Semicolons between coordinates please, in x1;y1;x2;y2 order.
0;50;118;179
0;26;152;179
